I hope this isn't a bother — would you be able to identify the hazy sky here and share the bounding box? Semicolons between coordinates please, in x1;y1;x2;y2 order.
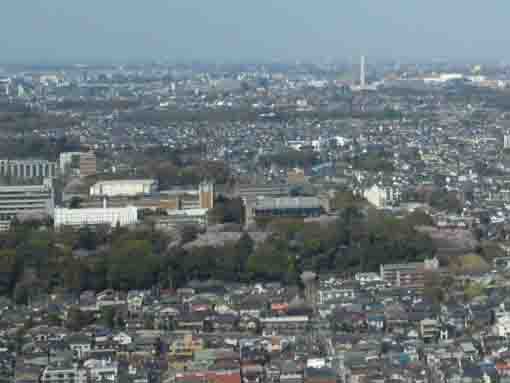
1;0;508;62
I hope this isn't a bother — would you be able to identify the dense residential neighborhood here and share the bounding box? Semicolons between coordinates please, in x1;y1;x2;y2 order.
4;58;510;383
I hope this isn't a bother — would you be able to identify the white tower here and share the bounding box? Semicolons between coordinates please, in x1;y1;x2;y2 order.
360;55;366;88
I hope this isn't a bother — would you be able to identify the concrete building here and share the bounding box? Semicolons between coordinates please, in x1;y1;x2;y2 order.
421;318;439;341
505;135;510;149
249;196;321;221
54;205;138;229
363;184;400;208
237;183;290;200
41;362;87;383
380;258;439;289
59;151;97;177
0;159;58;179
90;179;158;198
83;360;118;383
155;208;209;230
79;151;97;177
0;182;54;231
198;181;215;209
380;262;426;289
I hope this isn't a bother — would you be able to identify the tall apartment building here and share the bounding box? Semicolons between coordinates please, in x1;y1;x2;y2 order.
0;182;54;231
0;159;58;179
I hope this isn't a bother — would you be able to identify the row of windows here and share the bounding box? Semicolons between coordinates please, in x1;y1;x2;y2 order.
254;207;321;217
0;164;56;178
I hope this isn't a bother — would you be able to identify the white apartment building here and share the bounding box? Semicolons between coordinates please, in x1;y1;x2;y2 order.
0;182;54;231
90;179;158;197
41;362;87;383
54;206;138;230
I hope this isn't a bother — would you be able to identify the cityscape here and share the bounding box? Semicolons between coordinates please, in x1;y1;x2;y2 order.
4;2;510;383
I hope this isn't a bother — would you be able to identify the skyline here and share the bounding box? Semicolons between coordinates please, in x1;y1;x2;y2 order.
1;1;510;63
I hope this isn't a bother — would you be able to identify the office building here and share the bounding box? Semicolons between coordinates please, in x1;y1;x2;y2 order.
238;183;290;200
54;206;138;230
0;182;54;231
0;159;58;179
155;208;209;230
90;179;158;198
59;151;97;178
251;197;321;220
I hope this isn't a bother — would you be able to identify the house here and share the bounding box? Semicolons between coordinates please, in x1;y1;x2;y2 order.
175;313;205;332
67;334;91;360
168;333;204;360
112;331;133;346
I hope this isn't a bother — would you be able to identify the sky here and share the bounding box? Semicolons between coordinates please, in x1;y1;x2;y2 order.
1;0;509;63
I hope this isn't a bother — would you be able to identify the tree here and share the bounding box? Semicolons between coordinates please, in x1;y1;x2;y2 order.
47;312;62;327
180;225;200;244
247;242;292;281
235;232;254;275
69;197;83;209
403;210;434;227
423;272;445;304
144;316;154;330
101;307;116;329
77;226;99;251
66;307;94;331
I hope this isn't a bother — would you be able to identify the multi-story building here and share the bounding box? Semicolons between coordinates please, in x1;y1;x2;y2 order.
0;159;58;179
59;152;97;178
0;182;54;231
363;184;401;208
54;206;138;230
260;316;309;336
420;318;439;341
247;196;321;225
237;183;290;200
83;360;118;383
380;258;439;289
40;362;87;383
155;208;209;230
90;179;158;198
198;181;215;209
79;152;97;178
